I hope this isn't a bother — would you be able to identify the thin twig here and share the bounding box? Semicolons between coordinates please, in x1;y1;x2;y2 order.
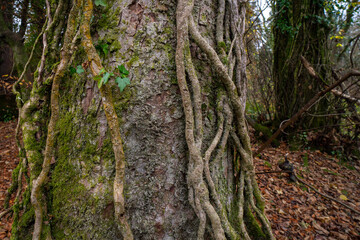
0;208;12;219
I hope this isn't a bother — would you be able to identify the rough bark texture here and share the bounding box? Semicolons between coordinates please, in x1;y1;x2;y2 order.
11;0;273;239
16;0;196;239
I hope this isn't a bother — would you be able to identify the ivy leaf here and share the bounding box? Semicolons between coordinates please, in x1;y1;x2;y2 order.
99;68;106;75
102;72;111;85
115;77;130;92
69;66;76;75
98;78;103;89
118;65;129;75
101;44;109;56
76;65;84;74
95;0;107;7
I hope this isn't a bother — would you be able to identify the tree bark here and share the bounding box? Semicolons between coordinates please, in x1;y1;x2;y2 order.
11;0;274;239
272;0;331;130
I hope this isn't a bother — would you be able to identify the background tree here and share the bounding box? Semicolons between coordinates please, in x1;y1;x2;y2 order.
0;0;45;81
272;0;332;131
6;0;275;239
269;0;360;156
0;0;46;121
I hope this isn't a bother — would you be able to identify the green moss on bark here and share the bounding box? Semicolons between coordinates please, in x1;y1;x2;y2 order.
244;204;266;240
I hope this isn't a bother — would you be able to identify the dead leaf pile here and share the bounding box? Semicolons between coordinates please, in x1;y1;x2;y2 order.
0;120;19;239
254;143;360;239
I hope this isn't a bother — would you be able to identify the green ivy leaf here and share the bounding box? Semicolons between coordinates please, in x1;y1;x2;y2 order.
98;78;103;89
102;72;111;85
118;65;129;75
95;0;107;7
101;44;109;56
76;65;84;74
99;68;106;75
115;77;130;92
69;66;76;75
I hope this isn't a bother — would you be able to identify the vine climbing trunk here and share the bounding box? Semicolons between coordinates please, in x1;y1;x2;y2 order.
273;0;331;130
7;0;274;239
176;0;274;239
80;0;133;238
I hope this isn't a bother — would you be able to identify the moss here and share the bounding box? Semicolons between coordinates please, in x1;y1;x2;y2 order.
244;204;266;240
227;196;239;228
22;108;48;180
47;71;120;238
22;187;31;212
127;55;139;68
110;40;122;52
207;112;213;122
200;13;207;23
252;181;265;212
170;76;178;85
18;207;35;229
4;163;21;208
96;5;121;32
217;41;226;51
10;202;20;239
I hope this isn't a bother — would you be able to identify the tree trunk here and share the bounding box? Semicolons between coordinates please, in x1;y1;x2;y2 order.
0;1;32;82
273;0;331;130
10;0;274;239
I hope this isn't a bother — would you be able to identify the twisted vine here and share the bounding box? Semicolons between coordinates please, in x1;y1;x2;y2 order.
176;0;275;239
81;0;133;238
6;0;133;239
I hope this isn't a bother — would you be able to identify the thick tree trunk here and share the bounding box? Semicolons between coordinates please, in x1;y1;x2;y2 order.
11;0;273;239
273;0;331;130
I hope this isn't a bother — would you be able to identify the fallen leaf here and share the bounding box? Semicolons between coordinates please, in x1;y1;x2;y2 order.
313;222;329;235
339;195;348;201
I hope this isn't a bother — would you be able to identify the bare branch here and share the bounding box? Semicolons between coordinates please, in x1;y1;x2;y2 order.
255;64;360;155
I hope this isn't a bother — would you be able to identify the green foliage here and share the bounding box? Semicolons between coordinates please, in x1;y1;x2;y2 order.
118;65;129;75
115;77;130;92
95;0;107;7
76;65;84;74
95;42;109;57
97;69;114;89
94;65;130;91
69;66;76;75
264;161;272;168
299;132;309;148
273;0;296;36
115;65;130;92
0;109;16;122
341;189;348;196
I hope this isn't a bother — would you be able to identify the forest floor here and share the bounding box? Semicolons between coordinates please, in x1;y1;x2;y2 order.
254;143;360;240
0;120;18;239
0;120;359;239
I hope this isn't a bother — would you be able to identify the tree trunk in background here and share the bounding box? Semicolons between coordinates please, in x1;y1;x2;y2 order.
273;0;331;130
12;0;273;239
0;0;32;82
